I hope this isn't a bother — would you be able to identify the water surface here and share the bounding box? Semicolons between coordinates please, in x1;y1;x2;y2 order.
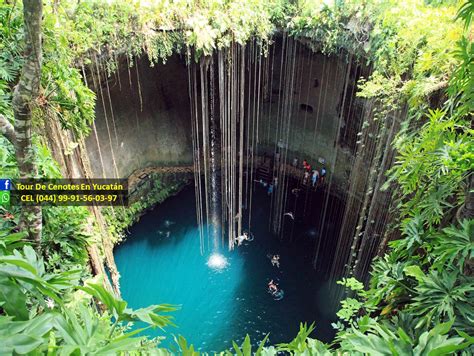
114;184;336;352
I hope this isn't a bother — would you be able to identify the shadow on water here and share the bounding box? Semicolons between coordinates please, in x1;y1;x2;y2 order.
114;182;340;352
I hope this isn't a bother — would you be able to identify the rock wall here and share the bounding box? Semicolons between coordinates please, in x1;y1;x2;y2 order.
86;54;193;178
86;41;365;190
257;38;368;191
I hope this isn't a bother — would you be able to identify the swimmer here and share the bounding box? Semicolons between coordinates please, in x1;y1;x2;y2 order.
284;212;295;220
291;188;301;196
234;232;249;246
254;179;268;187
164;220;175;227
271;255;280;268
157;230;171;237
268;279;278;293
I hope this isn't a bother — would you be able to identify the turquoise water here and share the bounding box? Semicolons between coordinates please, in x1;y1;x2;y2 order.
114;184;336;352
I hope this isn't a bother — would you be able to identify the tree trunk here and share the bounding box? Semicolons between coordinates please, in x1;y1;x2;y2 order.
12;0;43;247
42;109;117;294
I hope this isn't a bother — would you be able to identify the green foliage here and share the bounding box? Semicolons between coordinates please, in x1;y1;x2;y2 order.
277;322;317;353
347;4;474;355
104;175;189;243
0;230;177;354
338;277;365;292
176;334;200;356
447;35;473;119
0;136;16;177
388;108;472;228
80;282;177;328
367;256;412;312
456;0;474;29
0;4;23;118
0;133;92;272
335;278;368;322
410;270;474;332
229;334;268;356
0;0;472;354
338;317;471;355
42;206;91;270
337;298;364;322
432;219;474;272
34;142;62;178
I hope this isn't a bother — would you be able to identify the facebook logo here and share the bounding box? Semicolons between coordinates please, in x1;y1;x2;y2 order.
0;179;11;191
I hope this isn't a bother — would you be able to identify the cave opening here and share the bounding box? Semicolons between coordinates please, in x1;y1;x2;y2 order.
2;1;470;354
88;35;389;351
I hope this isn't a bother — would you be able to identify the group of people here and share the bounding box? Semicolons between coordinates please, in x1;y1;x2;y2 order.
301;159;326;188
233;228;283;298
259;153;327;196
157;220;175;238
273;154;328;189
267;254;282;298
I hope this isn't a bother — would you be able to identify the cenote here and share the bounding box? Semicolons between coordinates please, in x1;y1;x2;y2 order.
115;182;342;351
104;35;382;352
4;1;471;355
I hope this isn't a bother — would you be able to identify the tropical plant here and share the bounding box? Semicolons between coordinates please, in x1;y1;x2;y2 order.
0;230;178;354
409;269;474;332
0;0;472;354
432;219;474;272
338;317;472;356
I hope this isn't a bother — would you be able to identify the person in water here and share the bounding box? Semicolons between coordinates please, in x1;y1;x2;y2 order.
268;279;278;293
235;232;249;246
284;212;295;220
271;255;280;268
164;220;175;227
291;187;301;197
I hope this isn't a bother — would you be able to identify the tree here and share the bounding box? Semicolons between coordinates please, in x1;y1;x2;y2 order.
1;0;43;247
